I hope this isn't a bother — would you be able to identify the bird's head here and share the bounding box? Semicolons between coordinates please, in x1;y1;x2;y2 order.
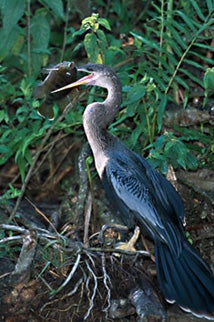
52;64;118;93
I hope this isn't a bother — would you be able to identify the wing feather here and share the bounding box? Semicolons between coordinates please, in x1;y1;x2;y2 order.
101;145;185;253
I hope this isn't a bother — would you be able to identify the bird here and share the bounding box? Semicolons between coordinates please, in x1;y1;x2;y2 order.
53;64;214;320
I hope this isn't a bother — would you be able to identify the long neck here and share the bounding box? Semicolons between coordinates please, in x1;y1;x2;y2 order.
83;76;122;176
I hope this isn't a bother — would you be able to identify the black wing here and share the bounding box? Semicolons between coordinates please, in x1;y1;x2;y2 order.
102;145;185;253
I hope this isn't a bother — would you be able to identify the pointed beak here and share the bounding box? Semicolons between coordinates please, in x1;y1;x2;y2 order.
52;72;94;93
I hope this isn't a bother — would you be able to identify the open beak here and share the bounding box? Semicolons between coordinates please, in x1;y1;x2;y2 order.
52;72;94;93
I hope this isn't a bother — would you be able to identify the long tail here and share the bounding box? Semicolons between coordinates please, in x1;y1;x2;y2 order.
155;239;214;320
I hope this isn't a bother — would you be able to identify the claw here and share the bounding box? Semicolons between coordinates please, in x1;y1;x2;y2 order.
115;226;140;252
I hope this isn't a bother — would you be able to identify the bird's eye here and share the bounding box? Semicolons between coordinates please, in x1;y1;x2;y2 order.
87;66;94;72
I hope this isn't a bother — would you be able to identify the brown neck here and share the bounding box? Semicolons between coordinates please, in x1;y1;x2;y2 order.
82;75;122;176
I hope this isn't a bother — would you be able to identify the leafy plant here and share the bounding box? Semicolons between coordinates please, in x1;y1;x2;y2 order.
72;13;111;64
146;131;198;174
0;0;65;76
130;0;213;104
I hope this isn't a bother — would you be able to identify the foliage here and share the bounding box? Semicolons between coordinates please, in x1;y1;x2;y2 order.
72;13;111;64
0;0;213;202
130;0;214;102
146;132;199;174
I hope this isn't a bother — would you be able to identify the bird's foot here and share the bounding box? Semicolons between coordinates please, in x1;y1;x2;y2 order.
115;226;140;253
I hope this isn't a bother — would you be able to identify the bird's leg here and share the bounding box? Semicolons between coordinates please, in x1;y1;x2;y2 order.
115;226;140;252
99;224;141;252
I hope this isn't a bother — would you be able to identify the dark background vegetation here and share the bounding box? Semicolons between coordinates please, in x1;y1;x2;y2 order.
0;0;213;321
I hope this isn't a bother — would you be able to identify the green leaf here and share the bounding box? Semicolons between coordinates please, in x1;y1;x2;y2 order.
188;50;213;67
129;122;143;148
183;58;205;70
126;84;145;105
40;0;64;20
172;19;192;39
206;0;214;14
0;26;20;61
167;37;183;57
189;0;206;21
0;109;9;123
72;28;86;38
24;148;32;165
0;144;12;155
169;26;187;51
193;42;214;51
31;13;50;48
174;126;211;144
81;14;99;32
176;11;197;33
203;68;214;90
164;140;176;153
0;0;25;33
84;33;100;63
157;94;167;132
174;75;189;90
96;29;108;52
186;152;198;169
180;68;203;87
130;32;161;51
98;18;111;31
144;67;166;91
15;152;26;182
31;13;50;74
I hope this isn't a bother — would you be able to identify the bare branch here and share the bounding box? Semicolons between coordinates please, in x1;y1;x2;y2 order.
84;260;98;320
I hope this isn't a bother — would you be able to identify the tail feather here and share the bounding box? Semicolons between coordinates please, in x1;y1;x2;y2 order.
155;239;214;319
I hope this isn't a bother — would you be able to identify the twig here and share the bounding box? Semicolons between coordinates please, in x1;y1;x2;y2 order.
84;260;98;320
50;253;81;297
66;277;84;297
0;224;26;233
0;223;150;258
27;0;31;76
0;235;23;244
84;246;150;257
60;1;70;62
83;191;92;247
114;57;134;69
25;197;59;235
101;253;112;313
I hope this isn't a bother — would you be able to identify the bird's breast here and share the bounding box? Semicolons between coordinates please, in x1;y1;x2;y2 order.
93;150;109;178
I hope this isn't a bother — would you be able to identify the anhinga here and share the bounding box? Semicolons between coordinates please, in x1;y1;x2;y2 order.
53;64;214;319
